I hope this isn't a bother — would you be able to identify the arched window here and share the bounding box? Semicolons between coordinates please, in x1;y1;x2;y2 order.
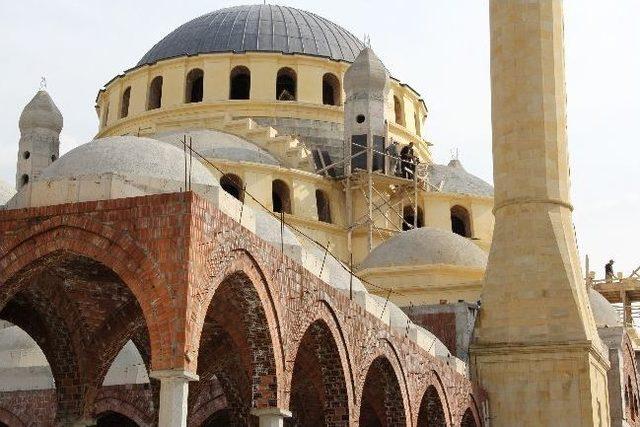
316;189;332;223
120;87;131;118
147;76;163;110
276;67;297;101
322;73;341;106
402;205;423;231
230;66;251;100
394;95;405;126
220;174;244;202
272;179;291;214
451;205;472;237
414;112;422;136
185;68;204;103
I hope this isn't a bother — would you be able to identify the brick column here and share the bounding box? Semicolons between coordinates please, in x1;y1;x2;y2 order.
150;369;199;427
251;408;292;427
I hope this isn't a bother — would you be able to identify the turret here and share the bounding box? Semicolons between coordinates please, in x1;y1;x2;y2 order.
343;47;389;173
16;90;63;190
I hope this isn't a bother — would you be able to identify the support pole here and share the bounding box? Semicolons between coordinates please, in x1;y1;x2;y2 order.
367;134;374;253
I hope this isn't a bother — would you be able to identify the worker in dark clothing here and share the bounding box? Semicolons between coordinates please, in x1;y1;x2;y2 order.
400;142;415;179
605;259;615;282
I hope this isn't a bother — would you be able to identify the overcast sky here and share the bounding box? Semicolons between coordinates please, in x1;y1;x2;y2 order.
0;1;638;276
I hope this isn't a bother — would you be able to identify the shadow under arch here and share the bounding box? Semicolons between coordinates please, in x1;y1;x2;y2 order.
191;250;285;423
286;317;351;425
358;354;408;426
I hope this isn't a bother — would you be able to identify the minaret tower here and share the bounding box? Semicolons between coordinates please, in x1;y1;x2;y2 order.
472;1;611;426
343;48;389;252
16;89;63;190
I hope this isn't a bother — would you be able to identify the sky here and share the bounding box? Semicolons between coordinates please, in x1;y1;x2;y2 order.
0;1;638;276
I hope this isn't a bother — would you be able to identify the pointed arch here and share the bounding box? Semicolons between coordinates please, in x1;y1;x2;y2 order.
359;355;407;426
417;385;446;427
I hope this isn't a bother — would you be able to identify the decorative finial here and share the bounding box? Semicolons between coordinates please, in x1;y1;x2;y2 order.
450;148;460;161
39;77;47;90
363;34;371;48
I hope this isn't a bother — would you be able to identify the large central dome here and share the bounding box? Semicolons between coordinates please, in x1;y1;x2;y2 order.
137;4;364;67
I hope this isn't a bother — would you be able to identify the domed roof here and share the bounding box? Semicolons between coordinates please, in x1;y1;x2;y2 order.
19;90;63;132
39;136;217;186
0;179;15;205
155;130;280;166
428;159;493;197
137;4;364;67
359;227;488;270
588;288;621;328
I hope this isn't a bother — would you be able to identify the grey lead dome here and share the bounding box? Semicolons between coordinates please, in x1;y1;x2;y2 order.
137;4;364;67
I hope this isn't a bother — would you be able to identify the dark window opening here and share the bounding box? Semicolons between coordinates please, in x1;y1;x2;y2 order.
23;151;30;159
394;95;405;126
451;205;472;237
356;114;366;124
276;67;297;101
230;66;251;100
97;411;139;427
147;76;163;110
220;174;244;202
21;174;29;186
322;73;341;106
402;205;423;231
51;155;56;162
272;179;291;214
120;87;131;118
186;68;204;103
316;189;332;223
103;102;110;127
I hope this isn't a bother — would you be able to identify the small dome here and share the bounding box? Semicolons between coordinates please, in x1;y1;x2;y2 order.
359;227;487;270
428;159;493;197
155;130;280;166
19;90;63;132
137;4;364;67
39;136;217;186
0;179;15;205
588;289;621;328
344;47;388;94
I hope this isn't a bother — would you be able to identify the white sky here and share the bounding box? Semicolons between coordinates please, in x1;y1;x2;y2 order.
0;1;638;276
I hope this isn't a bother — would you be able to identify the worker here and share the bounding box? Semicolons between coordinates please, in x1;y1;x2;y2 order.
385;140;400;176
400;142;415;179
605;259;615;282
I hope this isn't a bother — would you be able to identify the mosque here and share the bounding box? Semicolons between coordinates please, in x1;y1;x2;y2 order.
0;1;638;426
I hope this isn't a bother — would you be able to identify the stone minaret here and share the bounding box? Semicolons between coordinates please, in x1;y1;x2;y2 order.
343;47;389;147
16;90;63;190
472;1;610;426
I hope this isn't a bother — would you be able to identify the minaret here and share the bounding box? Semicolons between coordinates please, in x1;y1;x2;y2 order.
16;90;63;190
343;48;389;252
471;1;610;426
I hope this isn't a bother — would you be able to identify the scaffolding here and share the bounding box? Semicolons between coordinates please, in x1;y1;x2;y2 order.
314;133;441;257
589;265;640;327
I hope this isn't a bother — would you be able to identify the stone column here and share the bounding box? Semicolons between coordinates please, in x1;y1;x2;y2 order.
251;408;292;427
150;369;199;427
471;1;611;426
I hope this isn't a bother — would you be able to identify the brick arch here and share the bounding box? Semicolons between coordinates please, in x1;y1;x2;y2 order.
94;398;152;427
287;317;351;426
460;407;479;427
193;250;284;410
417;384;447;427
0;221;176;370
414;370;452;427
357;339;412;425
0;407;25;427
358;353;409;427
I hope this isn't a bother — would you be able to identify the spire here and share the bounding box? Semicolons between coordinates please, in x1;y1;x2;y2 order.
16;90;63;190
19;90;63;133
344;47;388;94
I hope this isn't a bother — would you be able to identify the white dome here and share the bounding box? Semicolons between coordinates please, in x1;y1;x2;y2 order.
359;227;487;270
155;129;280;166
39;136;217;186
0;180;15;205
589;289;621;328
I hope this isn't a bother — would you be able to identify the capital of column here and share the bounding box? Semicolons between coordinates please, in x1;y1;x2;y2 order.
149;369;199;382
251;408;292;427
